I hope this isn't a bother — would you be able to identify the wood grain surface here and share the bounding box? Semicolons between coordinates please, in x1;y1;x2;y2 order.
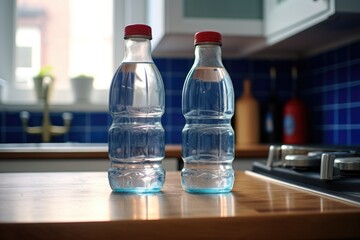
0;171;359;239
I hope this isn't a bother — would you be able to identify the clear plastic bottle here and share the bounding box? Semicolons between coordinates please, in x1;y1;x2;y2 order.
108;24;165;193
181;31;235;193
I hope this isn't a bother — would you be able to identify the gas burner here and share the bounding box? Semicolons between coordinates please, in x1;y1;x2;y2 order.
284;152;322;169
335;157;360;176
320;152;358;180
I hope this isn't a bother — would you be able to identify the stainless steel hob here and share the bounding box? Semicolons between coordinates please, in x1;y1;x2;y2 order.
252;145;360;205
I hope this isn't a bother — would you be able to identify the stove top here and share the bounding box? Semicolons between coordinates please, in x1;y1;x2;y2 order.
252;145;360;205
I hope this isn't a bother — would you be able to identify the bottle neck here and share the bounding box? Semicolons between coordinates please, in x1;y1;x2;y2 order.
193;44;223;67
123;37;153;62
243;80;252;97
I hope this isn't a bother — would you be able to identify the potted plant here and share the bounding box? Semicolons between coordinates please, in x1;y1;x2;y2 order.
71;74;94;102
33;66;54;101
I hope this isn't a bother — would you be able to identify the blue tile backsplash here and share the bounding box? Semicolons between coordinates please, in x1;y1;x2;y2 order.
300;40;360;145
1;40;359;146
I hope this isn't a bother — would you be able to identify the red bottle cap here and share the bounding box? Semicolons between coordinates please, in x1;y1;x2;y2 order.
124;24;152;39
194;31;222;45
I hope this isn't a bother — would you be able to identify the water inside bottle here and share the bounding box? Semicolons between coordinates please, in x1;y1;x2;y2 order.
108;62;165;193
182;67;235;193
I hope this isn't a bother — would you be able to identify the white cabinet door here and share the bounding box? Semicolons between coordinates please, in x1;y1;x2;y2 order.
264;0;333;44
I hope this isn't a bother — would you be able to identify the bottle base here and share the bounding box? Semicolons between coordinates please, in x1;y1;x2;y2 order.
111;187;163;194
183;187;233;194
181;168;234;194
108;167;165;193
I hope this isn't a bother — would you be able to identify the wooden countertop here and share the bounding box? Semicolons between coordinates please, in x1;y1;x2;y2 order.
0;143;269;159
0;171;359;239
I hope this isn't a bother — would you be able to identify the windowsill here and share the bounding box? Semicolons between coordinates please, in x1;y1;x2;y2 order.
1;88;109;112
0;101;108;112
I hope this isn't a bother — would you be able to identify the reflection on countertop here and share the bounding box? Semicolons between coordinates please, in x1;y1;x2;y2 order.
0;171;359;239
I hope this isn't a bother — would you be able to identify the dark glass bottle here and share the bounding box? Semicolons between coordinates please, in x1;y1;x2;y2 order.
264;67;282;143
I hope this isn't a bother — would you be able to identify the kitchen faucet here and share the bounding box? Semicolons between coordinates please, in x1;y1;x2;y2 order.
20;76;72;142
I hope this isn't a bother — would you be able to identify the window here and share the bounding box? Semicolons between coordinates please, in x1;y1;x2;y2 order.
15;0;113;103
0;0;145;107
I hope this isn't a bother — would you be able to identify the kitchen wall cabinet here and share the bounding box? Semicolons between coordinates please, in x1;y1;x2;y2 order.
257;0;360;58
264;0;332;45
144;0;360;58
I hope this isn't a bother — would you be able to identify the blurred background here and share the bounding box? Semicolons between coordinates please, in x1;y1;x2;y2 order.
0;0;359;146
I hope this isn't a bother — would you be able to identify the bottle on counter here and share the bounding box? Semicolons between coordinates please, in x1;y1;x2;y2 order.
108;24;165;193
264;67;282;144
235;79;260;145
283;67;307;144
181;31;235;193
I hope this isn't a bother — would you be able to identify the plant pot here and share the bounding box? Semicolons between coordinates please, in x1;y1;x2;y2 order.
71;76;94;103
33;76;54;101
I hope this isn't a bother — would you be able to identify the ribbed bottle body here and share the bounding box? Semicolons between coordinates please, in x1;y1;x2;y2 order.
182;65;235;193
108;62;165;193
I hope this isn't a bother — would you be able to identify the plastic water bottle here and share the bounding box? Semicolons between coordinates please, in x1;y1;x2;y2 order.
108;24;165;193
181;31;235;193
